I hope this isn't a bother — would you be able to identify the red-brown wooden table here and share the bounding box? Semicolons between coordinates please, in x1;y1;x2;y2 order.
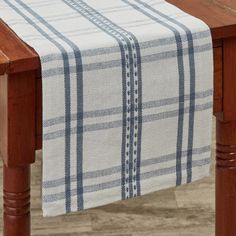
0;0;236;235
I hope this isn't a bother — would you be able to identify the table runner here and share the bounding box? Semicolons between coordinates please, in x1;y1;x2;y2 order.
1;0;213;216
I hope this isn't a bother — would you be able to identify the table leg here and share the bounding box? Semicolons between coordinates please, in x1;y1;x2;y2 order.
216;120;236;236
3;165;31;236
0;71;37;236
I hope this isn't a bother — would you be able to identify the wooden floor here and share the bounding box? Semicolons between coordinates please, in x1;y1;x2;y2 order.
0;124;215;236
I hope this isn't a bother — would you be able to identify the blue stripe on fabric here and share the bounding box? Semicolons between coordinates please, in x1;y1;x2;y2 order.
125;32;142;199
43;157;211;203
7;14;189;35
40;43;211;78
43;145;211;189
63;0;130;200
122;0;185;187
26;30;209;61
3;0;74;213
134;38;143;197
14;0;84;211
78;0;143;200
3;0;166;22
134;0;198;185
63;0;143;200
128;39;135;199
43;89;212;128
43;101;212;141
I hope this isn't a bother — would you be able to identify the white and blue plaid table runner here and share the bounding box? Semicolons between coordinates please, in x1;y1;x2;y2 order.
2;0;213;216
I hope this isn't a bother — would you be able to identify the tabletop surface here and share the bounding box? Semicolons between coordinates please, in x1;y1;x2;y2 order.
0;0;236;75
167;0;236;38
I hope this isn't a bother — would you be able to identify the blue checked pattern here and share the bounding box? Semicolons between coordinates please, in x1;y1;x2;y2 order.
2;0;213;216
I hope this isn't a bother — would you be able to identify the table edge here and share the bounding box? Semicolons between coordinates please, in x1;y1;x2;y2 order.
0;20;40;75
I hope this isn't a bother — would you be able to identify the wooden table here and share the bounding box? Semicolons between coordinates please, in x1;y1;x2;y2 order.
0;0;235;235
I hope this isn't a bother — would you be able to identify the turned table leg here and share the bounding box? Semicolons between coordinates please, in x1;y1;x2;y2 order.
0;71;37;236
216;120;236;236
3;165;31;236
215;37;236;236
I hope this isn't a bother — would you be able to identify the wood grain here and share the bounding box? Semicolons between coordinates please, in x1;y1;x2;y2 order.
222;37;236;121
0;71;36;167
213;47;223;114
0;20;39;74
167;0;236;39
215;0;236;12
216;120;236;236
35;72;42;151
3;165;31;236
0;1;236;236
0;52;9;76
0;70;36;236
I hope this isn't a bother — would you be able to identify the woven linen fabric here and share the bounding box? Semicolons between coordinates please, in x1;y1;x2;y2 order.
2;0;213;216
